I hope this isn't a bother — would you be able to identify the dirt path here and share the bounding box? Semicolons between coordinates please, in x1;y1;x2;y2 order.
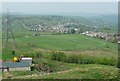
13;67;80;79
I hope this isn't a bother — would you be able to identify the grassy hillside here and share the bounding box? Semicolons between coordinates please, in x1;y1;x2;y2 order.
3;59;118;79
15;34;117;51
2;34;118;63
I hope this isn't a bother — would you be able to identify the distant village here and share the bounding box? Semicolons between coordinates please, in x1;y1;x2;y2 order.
81;31;120;43
2;16;119;44
20;22;80;33
20;22;119;44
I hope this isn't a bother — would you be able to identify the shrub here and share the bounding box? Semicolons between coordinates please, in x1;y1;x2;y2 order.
95;57;116;66
63;54;116;66
65;55;80;63
65;55;95;64
116;57;120;68
80;56;95;64
51;52;66;61
35;52;43;58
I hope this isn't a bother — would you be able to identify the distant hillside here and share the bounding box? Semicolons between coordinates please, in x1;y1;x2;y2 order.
92;14;118;26
2;15;117;33
90;14;118;32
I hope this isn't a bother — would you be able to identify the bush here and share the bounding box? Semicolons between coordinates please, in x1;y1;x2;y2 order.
95;57;117;66
65;55;95;64
35;52;43;58
116;57;120;68
65;55;80;63
51;52;66;61
80;56;95;64
63;54;116;66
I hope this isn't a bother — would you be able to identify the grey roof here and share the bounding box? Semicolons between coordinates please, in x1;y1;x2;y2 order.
2;61;31;68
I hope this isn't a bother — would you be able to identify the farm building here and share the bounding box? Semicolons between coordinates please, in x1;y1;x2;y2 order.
20;57;32;63
1;61;32;71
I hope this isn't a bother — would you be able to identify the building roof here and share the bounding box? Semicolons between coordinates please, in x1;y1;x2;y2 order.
2;61;31;68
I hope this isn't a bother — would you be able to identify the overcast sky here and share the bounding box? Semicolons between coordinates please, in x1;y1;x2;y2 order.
1;2;118;16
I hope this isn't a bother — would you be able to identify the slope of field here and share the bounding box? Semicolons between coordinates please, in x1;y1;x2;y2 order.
3;60;118;79
30;64;118;79
15;34;117;51
2;34;117;60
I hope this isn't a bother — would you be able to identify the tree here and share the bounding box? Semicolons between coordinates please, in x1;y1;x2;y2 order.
71;29;76;34
12;50;16;56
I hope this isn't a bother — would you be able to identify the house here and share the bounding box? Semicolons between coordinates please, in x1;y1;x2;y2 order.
21;57;32;64
118;41;120;44
117;37;120;44
83;31;97;37
1;61;32;71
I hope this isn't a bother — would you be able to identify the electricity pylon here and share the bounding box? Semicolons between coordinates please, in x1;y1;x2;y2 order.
4;8;16;50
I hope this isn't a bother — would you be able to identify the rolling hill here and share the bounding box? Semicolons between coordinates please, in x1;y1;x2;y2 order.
2;15;118;79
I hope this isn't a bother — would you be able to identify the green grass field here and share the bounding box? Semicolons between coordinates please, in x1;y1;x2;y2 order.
2;34;118;60
16;34;117;50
